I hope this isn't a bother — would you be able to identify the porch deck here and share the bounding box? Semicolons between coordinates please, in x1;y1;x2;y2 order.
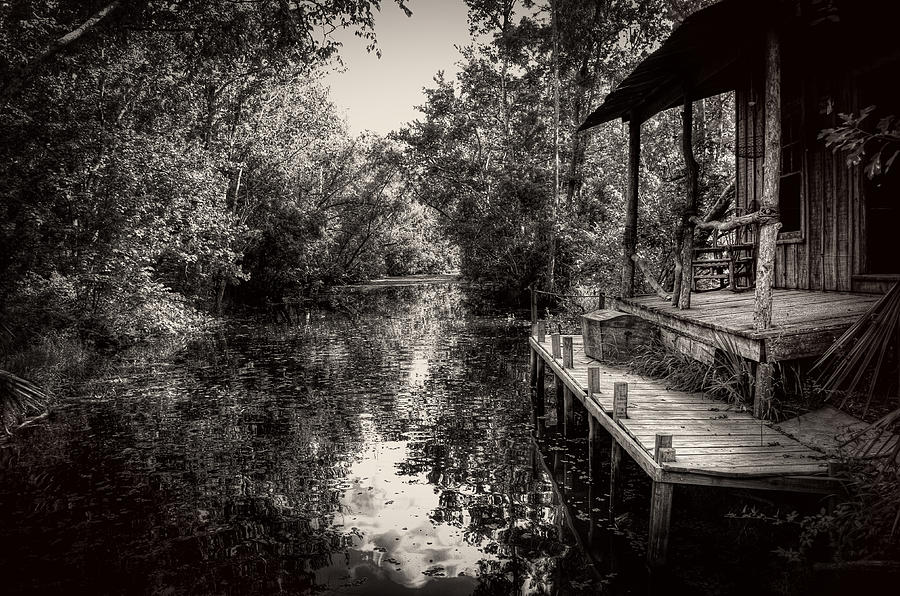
613;289;879;363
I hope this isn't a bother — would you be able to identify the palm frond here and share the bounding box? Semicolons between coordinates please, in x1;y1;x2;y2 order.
812;282;900;414
0;369;50;433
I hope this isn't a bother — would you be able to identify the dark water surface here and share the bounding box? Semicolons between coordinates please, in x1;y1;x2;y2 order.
1;283;639;595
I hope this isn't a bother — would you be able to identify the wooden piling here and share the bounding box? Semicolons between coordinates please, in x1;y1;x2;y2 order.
535;320;546;342
554;373;564;429
529;347;537;388
551;333;561;358
609;382;628;519
647;481;674;569
534;358;546;437
562;336;574;368
563;387;575;438
648;435;676;570
531;288;538;324
588;415;602;475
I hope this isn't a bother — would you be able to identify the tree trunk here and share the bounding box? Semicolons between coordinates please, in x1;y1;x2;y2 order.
754;29;783;330
548;0;561;290
622;119;640;297
678;98;699;309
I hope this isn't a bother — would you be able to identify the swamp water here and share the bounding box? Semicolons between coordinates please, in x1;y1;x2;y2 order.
0;281;801;594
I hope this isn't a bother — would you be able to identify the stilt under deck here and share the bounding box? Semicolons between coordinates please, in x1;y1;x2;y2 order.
529;332;842;569
613;289;879;363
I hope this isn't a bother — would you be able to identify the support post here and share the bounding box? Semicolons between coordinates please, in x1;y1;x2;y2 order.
755;27;783;330
609;382;628;520
563;387;575;438
529;347;537;388
647;481;674;569
754;362;774;419
551;333;561;358
588;415;602;475
554;373;564;429
678;94;699;309
648;440;677;569
622;119;641;298
562;336;574;369
531;287;538;324
534;321;546;342
534;358;546;436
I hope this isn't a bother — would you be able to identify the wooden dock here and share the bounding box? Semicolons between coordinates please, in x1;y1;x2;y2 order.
528;331;840;569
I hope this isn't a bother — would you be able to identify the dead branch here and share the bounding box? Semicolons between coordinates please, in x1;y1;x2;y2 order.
632;255;672;301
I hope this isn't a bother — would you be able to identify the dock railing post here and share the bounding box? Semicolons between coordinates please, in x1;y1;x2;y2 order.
609;382;628;520
613;382;628;420
551;333;561;358
562;336;574;369
654;433;673;462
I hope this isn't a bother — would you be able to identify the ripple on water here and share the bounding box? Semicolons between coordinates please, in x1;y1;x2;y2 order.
0;284;607;595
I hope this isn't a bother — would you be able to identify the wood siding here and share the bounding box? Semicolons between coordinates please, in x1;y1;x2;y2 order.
735;61;862;292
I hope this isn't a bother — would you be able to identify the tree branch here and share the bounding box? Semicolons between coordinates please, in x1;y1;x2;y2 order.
689;207;778;232
2;1;122;101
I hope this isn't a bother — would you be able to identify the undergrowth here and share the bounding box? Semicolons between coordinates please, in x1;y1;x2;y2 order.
625;334;755;410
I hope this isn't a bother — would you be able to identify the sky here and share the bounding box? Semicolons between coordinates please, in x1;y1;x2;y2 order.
322;0;471;135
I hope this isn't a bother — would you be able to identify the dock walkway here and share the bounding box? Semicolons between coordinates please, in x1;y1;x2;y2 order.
528;332;840;568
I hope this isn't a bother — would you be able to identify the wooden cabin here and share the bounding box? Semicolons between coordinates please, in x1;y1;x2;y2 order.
579;0;900;414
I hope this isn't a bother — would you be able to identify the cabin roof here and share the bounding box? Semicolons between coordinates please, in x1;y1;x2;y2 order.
579;0;778;130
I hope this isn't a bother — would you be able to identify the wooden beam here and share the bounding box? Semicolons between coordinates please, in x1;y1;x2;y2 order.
622;119;641;298
754;27;783;330
679;96;699;309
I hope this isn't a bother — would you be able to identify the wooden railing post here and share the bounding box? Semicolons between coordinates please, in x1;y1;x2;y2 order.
562;336;574;369
551;333;561;358
531;287;538;324
613;382;628;419
654;433;673;462
587;365;601;399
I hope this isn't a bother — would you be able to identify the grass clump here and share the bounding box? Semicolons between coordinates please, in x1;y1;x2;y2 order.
625;333;755;410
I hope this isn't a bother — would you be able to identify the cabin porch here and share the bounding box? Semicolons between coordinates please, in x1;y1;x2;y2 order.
613;288;877;364
612;288;878;365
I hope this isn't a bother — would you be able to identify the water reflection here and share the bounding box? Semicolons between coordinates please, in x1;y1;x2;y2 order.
0;283;605;595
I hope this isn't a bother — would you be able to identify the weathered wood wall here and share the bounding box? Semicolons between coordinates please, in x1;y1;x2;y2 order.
735;58;863;292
